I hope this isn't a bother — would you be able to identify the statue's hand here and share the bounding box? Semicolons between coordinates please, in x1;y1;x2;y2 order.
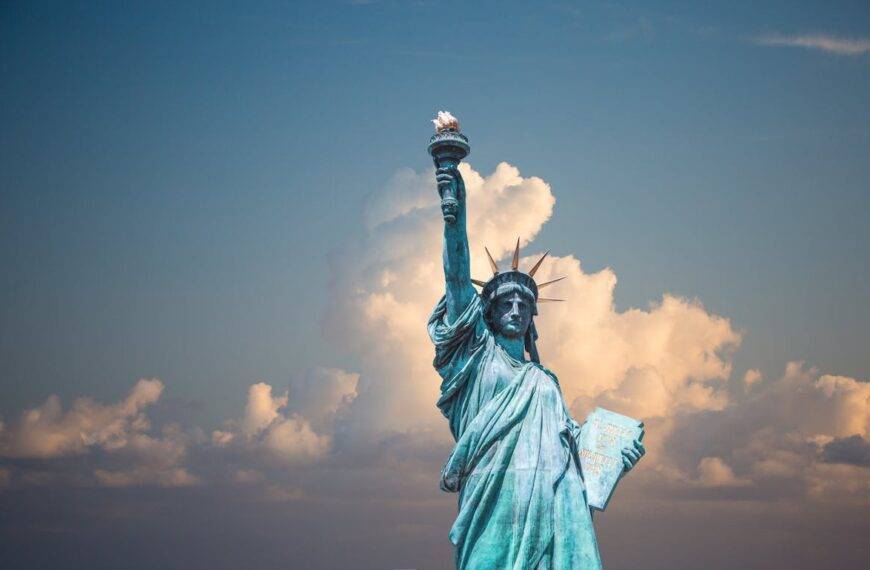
436;167;465;224
621;439;645;472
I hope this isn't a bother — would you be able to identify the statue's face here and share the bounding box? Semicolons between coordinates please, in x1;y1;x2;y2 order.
492;292;533;339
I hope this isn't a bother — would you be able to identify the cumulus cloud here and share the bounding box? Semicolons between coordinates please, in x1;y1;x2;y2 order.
0;378;163;459
242;383;289;440
212;368;358;465
655;362;869;504
0;379;199;487
696;457;751;487
743;368;762;389
755;33;870;55
326;162;555;440
530;256;740;420
285;367;359;433
325;161;739;451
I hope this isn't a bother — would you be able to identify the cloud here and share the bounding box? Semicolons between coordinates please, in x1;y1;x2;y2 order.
317;160;866;509
241;383;289;440
325;162;557;441
325;161;740;456
696;457;751;487
211;368;358;465
0;379;201;487
821;435;870;467
743;368;762;389
0;379;163;459
285;367;359;433
216;381;330;463
94;465;199;487
755;33;870;55
654;362;869;504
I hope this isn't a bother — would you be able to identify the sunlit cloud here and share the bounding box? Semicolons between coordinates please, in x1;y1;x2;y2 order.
0;379;199;487
210;367;358;465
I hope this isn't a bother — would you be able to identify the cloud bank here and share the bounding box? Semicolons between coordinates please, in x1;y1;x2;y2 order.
0;161;866;567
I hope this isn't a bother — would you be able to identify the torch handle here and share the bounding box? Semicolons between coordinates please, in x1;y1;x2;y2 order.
428;128;469;225
434;159;462;225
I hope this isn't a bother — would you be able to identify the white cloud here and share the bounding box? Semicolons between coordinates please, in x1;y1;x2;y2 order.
212;368;358;465
325;162;557;441
0;379;163;458
0;379;203;487
755;33;870;55
743;369;762;389
242;382;288;440
651;362;869;504
327;162;739;446
262;415;329;461
696;457;750;487
211;429;235;447
285;367;359;433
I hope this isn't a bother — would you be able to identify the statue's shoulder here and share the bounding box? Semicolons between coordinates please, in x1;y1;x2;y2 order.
531;362;560;386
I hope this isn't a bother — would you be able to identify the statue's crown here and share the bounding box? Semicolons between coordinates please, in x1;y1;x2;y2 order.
472;238;565;305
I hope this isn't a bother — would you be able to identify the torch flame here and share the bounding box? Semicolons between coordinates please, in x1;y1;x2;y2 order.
432;111;460;133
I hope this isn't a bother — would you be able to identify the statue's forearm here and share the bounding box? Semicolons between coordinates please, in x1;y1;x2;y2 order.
443;207;470;283
443;209;475;322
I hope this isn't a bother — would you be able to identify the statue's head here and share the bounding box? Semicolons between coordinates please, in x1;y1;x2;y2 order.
484;281;537;339
475;242;565;363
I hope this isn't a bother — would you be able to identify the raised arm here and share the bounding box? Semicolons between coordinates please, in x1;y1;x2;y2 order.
437;166;477;324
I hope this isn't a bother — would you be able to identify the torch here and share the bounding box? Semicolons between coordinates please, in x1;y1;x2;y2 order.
428;111;470;224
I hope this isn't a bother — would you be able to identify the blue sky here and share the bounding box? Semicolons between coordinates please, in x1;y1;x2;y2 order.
1;2;868;568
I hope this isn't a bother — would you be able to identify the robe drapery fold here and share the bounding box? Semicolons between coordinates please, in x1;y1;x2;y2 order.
429;295;602;570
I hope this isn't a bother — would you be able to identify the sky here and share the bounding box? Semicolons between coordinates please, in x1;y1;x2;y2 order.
1;1;868;568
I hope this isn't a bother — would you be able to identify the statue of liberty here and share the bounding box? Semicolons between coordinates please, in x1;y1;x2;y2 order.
426;112;645;569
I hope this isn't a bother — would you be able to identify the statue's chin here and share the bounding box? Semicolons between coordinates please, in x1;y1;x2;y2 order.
497;326;523;339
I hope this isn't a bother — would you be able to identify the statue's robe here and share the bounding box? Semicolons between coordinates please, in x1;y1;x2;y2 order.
429;295;602;570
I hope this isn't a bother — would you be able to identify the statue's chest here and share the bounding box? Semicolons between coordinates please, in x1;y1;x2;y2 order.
476;346;526;399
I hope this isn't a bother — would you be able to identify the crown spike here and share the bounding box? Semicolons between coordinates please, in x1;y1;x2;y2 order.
537;297;564;303
471;279;487;287
537;276;566;290
528;250;550;278
511;237;520;271
484;247;499;275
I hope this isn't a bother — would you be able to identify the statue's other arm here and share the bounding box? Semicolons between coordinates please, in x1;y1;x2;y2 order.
437;167;476;324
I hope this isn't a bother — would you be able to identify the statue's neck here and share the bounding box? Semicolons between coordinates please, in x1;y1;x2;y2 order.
495;334;526;362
